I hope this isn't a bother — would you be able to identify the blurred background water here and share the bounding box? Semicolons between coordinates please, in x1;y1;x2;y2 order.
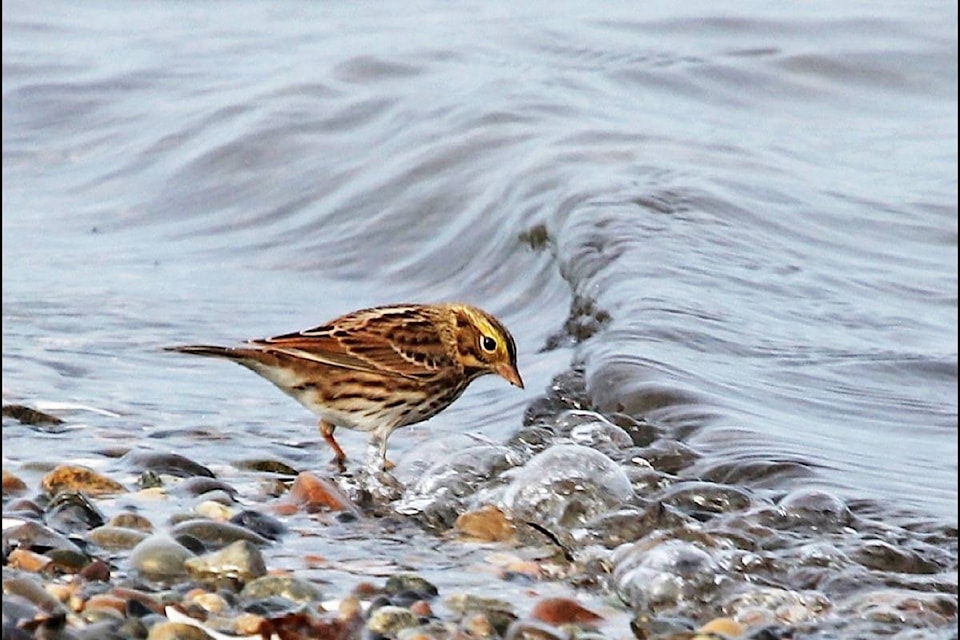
3;0;957;628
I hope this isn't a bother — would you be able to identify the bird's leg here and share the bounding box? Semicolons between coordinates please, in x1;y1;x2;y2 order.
365;433;394;471
319;420;347;472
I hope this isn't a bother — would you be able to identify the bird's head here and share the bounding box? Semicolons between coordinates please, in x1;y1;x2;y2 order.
449;304;524;388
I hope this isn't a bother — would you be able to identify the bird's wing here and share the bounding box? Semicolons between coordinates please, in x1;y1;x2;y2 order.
248;305;456;379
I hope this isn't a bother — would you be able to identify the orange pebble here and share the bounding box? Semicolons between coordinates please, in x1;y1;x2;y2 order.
530;597;603;626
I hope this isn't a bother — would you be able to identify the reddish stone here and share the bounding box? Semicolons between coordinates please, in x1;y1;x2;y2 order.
78;559;111;582
530;598;603;626
281;472;357;513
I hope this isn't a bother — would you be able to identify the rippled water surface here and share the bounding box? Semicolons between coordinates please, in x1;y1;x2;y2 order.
3;0;957;637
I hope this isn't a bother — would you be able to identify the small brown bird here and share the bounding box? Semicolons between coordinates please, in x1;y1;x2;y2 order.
166;303;523;471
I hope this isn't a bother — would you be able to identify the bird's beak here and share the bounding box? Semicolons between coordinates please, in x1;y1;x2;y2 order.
496;363;524;389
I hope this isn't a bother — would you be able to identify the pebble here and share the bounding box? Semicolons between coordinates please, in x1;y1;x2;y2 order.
7;548;52;573
87;525;151;551
3;520;85;555
279;470;359;513
170;518;271;548
194;500;234;521
366;604;419;635
530;597;603;626
2;404;64;425
240;574;324;603
228;509;287;541
184;539;267;586
127;535;196;581
2;469;28;495
455;504;517;542
122;450;215;479
385;574;439;599
41;464;126;497
109;511;155;531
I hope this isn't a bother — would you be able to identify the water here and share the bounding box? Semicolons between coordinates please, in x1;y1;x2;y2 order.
3;0;957;635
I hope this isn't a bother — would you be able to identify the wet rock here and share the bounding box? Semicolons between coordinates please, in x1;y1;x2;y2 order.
236;459;299;475
45;547;91;574
3;520;85;556
79;558;111;582
127;535;196;581
366;605;419;635
402;441;516;503
184;539;267;586
841;588;957;626
171;476;238;500
123;450;215;478
194;500;234;521
408;600;433;617
137;470;164;489
384;574;439;600
629;613;695;639
459;612;497;638
240;574;324;603
170;519;271;549
850;538;941;574
109;512;155;531
4;498;44;519
2;593;51;640
722;585;830;625
279;471;358;513
2;404;64;426
1;624;32;640
530;598;603;627
500;444;634;530
41;464;126;497
633;439;699;475
44;491;106;534
507;424;559;457
555;410;634;454
229;510;287;541
456;505;517;542
7;548;53;573
656;481;753;518
87;525;151;551
445;594;517;635
84;593;128;617
3;575;68;615
395;442;517;532
110;587;166;616
2;469;29;496
613;539;725;611
577;504;690;548
608;413;660;448
777;490;852;530
184;589;229;614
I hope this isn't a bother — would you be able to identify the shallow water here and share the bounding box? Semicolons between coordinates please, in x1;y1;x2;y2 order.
3;0;957;636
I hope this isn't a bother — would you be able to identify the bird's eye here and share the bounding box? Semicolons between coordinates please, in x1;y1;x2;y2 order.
480;335;498;352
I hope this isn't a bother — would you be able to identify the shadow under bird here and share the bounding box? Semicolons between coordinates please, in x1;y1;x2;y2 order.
166;303;523;471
